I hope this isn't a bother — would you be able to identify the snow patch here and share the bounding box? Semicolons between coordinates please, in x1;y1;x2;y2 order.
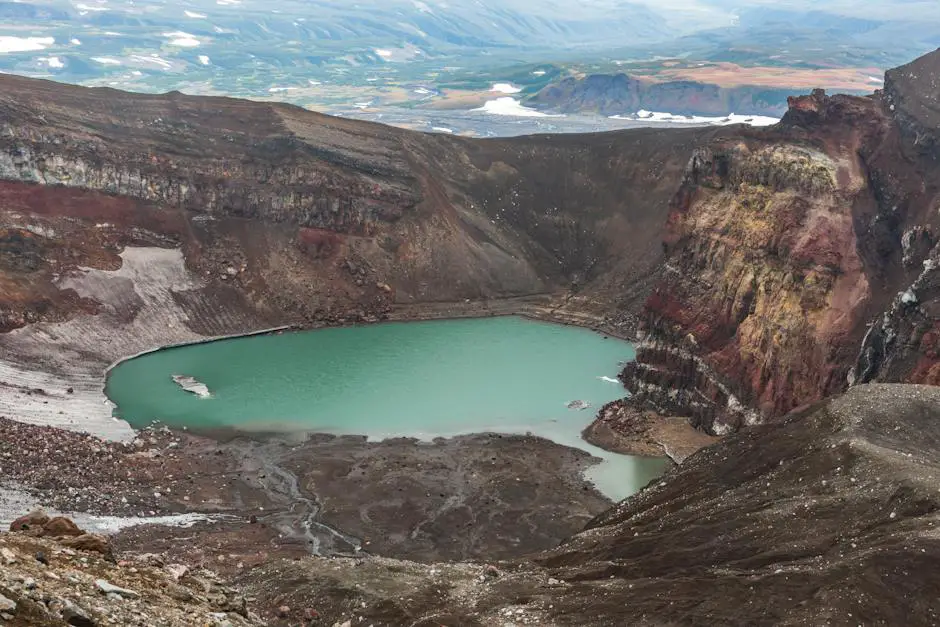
70;38;82;46
611;109;779;127
184;9;207;18
431;126;454;134
162;31;200;47
41;56;64;69
0;36;54;53
490;82;521;94
91;56;122;65
75;512;232;534
198;54;210;65
473;97;561;118
374;48;392;59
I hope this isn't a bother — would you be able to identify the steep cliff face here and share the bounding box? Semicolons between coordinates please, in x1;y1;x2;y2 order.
0;75;723;336
623;49;940;435
849;49;940;388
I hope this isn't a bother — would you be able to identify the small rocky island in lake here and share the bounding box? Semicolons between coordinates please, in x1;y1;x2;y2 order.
566;400;592;411
171;375;212;398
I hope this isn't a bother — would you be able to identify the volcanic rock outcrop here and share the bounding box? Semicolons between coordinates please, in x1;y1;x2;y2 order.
621;49;940;434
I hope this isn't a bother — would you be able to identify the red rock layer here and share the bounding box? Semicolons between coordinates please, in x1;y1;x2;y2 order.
624;49;940;434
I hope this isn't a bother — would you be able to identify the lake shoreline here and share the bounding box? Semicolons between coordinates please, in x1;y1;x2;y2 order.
104;314;666;502
0;416;615;565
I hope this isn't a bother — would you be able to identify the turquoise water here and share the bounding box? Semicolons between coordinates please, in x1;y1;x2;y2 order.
106;316;668;500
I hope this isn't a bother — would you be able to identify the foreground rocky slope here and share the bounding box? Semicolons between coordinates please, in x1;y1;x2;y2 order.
5;384;937;625
234;384;940;625
620;49;940;435
0;516;259;626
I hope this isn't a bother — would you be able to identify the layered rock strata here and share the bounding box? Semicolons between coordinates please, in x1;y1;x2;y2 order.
0;74;723;437
621;50;940;434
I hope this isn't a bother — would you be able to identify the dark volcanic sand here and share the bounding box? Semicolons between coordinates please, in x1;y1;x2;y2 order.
0;418;612;569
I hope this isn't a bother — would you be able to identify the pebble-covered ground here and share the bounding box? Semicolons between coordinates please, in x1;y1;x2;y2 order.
0;514;261;626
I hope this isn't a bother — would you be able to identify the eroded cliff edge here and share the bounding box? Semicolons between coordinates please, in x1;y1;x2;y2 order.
619;49;940;436
0;74;727;436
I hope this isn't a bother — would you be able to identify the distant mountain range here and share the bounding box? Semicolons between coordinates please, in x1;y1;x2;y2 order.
0;0;936;118
528;74;798;118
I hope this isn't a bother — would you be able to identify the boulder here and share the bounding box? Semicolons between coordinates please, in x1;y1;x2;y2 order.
61;533;111;556
41;516;84;537
9;509;49;532
95;579;140;599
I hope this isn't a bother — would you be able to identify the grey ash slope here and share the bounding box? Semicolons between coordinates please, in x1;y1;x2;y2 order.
239;384;940;626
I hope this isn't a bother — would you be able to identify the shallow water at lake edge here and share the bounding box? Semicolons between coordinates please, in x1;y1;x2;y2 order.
106;316;669;500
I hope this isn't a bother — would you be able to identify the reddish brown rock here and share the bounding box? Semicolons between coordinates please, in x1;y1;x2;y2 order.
622;49;940;434
9;509;49;532
40;516;84;538
61;534;112;557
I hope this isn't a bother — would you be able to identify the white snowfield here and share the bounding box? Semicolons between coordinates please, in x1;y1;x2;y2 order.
490;82;522;94
162;31;201;47
0;36;54;54
473;97;563;118
611;109;779;127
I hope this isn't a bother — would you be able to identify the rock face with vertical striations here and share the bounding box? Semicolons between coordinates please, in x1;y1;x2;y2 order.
619;49;940;435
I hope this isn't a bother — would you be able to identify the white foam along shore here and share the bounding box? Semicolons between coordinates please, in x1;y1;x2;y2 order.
611;109;779;127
